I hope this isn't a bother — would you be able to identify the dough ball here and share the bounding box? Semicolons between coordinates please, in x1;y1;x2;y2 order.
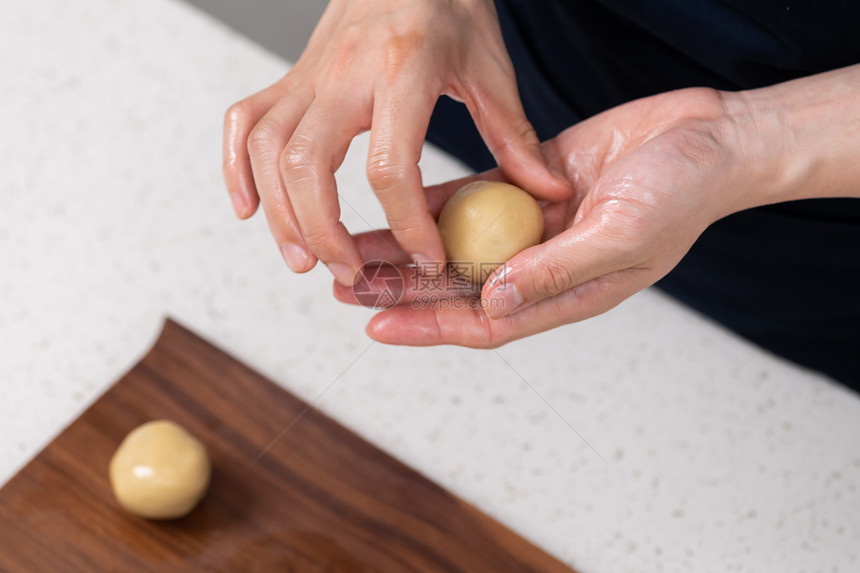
437;181;544;284
109;420;210;520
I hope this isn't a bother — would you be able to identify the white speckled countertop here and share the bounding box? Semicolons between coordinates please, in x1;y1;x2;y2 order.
2;0;859;571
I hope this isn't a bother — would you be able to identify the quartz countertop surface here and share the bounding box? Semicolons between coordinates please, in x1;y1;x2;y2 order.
1;0;858;571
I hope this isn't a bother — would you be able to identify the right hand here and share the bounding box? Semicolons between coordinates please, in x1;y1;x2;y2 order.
222;0;571;286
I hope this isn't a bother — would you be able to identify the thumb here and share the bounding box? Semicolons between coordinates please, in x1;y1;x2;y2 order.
463;67;572;202
481;215;635;319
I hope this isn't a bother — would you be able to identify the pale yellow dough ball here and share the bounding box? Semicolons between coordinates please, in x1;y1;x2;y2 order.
109;420;211;520
437;181;544;284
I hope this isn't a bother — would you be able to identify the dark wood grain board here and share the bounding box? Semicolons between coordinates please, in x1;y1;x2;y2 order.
0;319;575;573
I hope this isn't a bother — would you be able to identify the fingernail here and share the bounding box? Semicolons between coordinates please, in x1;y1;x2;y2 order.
280;243;310;272
327;262;357;286
485;283;523;319
229;192;247;218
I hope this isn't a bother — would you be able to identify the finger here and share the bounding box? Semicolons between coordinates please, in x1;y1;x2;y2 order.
247;91;318;272
334;229;480;307
462;61;572;202
366;88;444;270
353;229;410;265
334;229;468;306
223;81;291;219
281;97;369;286
481;205;639;319
333;260;480;307
366;268;649;347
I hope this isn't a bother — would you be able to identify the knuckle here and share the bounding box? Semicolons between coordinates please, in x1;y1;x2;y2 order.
300;224;336;250
338;24;363;55
512;117;540;147
386;211;427;235
322;28;362;78
224;100;252;127
246;119;282;157
264;210;304;247
366;153;407;191
532;261;575;298
279;142;315;179
382;31;424;79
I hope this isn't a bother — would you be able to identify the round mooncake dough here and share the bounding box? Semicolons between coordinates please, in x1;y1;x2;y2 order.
109;419;211;520
437;181;544;284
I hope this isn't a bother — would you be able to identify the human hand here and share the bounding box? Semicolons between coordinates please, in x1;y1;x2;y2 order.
334;87;773;345
222;0;570;286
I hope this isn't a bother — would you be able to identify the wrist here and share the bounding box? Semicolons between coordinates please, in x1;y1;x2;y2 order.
722;64;860;212
717;87;807;214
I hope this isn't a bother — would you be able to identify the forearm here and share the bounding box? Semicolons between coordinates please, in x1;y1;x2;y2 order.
726;63;860;211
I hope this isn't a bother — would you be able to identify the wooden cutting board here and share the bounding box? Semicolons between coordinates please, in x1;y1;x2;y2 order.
0;319;575;572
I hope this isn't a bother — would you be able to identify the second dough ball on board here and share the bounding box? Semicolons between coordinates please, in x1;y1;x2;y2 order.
437;181;544;284
109;419;211;520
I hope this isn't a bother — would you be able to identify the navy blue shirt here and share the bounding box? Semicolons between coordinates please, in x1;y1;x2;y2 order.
426;0;860;385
